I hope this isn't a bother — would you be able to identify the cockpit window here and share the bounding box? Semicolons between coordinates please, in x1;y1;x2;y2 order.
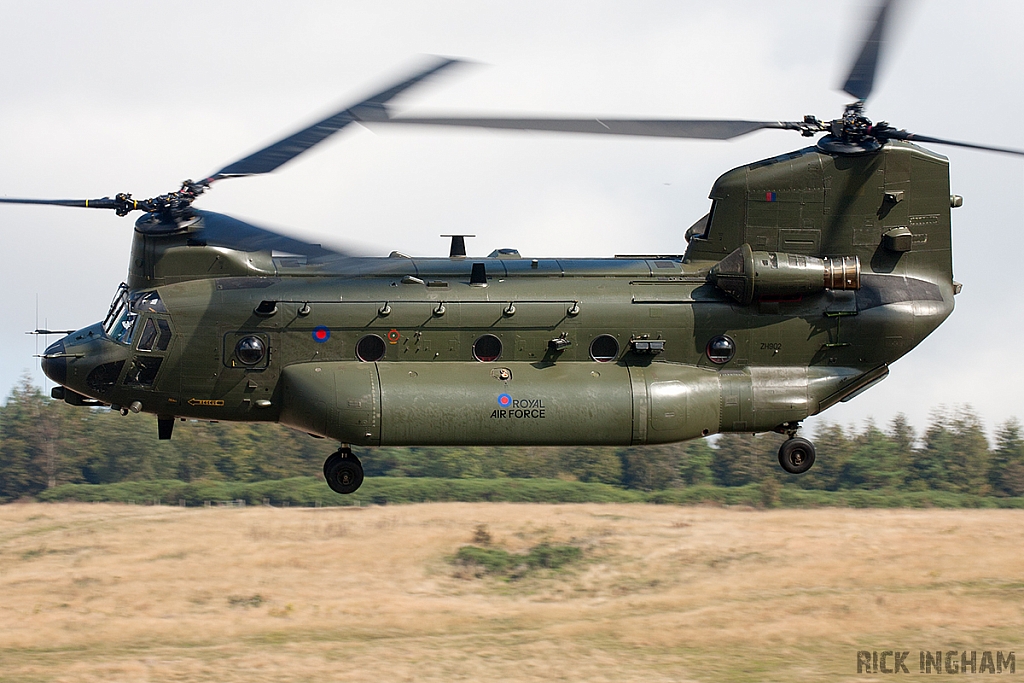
102;283;137;344
137;318;172;352
103;286;167;345
133;291;167;313
124;357;163;387
108;307;137;345
102;283;129;335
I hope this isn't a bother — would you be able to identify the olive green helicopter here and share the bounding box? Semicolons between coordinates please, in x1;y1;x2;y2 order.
8;0;1023;494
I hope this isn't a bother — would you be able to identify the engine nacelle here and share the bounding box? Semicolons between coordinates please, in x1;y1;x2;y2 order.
709;243;860;305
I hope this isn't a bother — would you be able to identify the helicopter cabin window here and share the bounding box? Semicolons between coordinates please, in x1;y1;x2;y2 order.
356;335;386;362
473;334;503;362
706;335;736;364
235;336;267;365
589;335;620;362
136;318;172;352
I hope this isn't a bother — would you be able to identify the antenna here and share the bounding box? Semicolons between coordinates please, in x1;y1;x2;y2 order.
441;234;476;258
35;294;43;394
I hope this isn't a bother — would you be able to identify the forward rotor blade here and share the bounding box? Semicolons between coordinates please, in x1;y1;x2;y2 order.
842;0;898;101
380;116;798;140
0;197;134;210
193;210;347;258
190;211;397;276
209;57;463;181
0;59;464;218
883;130;1024;157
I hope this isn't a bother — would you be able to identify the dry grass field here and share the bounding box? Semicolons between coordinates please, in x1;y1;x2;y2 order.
1;502;1021;682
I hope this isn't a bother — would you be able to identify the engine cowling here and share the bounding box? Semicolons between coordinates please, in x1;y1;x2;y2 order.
709;243;860;305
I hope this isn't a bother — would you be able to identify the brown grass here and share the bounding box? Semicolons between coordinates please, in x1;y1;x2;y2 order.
1;502;1021;681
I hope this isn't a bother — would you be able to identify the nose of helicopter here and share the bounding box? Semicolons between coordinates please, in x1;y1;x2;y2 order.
41;339;67;385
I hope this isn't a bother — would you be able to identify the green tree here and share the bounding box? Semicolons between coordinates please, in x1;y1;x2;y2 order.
619;444;682;490
679;438;715;485
559;447;623;484
0;375;84;498
886;413;916;484
497;447;563;479
797;423;851;490
910;406;990;493
0;377;49;500
73;409;179;482
990;419;1024;496
711;433;782;487
840;422;903;489
887;413;916;454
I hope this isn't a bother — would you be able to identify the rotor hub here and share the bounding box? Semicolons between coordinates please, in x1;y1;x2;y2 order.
816;102;883;155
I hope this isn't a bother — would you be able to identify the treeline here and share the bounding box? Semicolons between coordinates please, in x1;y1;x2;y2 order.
3;377;1024;502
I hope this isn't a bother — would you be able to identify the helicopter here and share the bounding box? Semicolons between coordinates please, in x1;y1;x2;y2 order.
5;0;1023;494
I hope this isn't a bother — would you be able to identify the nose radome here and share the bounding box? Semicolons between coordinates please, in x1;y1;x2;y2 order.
41;339;67;385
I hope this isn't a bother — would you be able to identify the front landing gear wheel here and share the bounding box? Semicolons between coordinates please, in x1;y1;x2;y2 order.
324;449;364;494
778;437;816;474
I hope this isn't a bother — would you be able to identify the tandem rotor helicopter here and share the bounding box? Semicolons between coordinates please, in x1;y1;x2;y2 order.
7;0;1023;494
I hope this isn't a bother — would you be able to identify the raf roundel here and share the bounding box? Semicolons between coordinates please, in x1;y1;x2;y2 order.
497;393;512;407
312;326;331;343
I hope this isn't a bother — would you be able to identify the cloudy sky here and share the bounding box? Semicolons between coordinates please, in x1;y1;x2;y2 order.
1;0;1021;438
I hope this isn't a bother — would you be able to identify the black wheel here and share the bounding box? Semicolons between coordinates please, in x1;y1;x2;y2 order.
778;437;816;474
324;450;364;494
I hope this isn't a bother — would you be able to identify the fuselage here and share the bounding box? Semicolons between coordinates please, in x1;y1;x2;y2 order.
43;141;958;446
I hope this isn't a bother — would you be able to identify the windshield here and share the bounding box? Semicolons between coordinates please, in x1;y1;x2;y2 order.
103;285;168;344
108;306;138;345
102;283;129;335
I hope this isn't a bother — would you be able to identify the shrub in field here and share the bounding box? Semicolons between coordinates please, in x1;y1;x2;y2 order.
453;542;583;580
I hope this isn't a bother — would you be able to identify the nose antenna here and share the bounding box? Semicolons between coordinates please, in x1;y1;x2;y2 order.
26;295;72;391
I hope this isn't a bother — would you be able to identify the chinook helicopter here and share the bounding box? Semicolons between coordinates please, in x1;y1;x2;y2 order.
8;0;1023;494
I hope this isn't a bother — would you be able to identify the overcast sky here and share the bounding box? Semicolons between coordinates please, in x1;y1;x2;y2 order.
1;0;1022;439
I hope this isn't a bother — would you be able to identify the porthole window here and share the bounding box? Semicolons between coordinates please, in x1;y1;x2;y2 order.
473;334;503;362
706;335;736;364
589;335;620;362
356;334;386;362
235;336;266;365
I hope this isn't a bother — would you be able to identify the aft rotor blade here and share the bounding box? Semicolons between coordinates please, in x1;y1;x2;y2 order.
842;0;898;101
209;57;463;181
884;130;1024;157
380;116;798;140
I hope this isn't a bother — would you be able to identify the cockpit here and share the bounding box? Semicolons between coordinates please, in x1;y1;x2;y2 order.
102;284;168;346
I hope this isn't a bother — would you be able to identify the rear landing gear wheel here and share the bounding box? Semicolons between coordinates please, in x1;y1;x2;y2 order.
324;448;364;494
778;437;816;474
